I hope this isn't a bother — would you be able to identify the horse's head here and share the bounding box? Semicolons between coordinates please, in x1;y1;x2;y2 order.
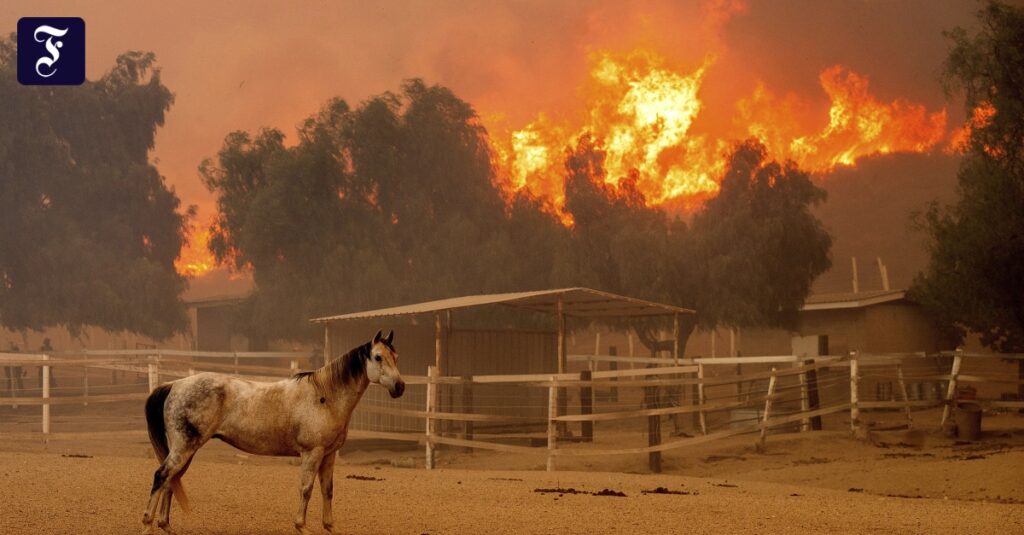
367;330;404;398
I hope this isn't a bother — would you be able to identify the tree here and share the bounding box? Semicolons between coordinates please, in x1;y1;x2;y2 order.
203;80;560;340
912;1;1024;354
0;37;188;339
559;136;831;353
690;139;832;331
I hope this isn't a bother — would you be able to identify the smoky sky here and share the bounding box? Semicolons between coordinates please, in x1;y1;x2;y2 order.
1;0;982;219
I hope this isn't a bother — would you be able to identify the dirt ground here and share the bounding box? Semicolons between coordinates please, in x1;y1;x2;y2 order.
1;408;1023;534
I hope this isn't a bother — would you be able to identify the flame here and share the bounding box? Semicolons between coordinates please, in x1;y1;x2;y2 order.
741;66;948;169
946;101;995;153
498;52;726;209
176;220;216;278
491;50;952;218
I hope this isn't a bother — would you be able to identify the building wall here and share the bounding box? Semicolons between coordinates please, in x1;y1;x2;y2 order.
861;302;951;353
326;319;558;433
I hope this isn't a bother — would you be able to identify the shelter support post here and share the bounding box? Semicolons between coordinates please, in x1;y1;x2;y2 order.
434;313;443;374
556;298;568;437
672;314;680;366
940;349;963;428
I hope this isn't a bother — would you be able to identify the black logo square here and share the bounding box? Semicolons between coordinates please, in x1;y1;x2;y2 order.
17;17;86;86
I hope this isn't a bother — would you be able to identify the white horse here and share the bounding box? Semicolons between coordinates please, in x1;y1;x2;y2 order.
142;330;404;533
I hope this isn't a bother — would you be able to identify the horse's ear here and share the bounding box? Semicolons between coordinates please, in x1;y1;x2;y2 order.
385;330;394;344
373;330;383;343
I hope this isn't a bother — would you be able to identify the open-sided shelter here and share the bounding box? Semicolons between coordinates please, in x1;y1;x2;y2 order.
310;288;693;435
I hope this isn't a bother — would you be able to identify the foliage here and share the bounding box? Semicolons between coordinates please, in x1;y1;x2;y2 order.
690;139;832;330
203;80;568;340
912;1;1024;352
0;36;188;338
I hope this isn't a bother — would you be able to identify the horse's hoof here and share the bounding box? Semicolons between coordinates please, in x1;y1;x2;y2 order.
323;523;335;534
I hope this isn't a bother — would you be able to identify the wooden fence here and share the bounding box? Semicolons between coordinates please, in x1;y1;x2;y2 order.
3;348;1022;473
350;350;1024;472
0;349;312;433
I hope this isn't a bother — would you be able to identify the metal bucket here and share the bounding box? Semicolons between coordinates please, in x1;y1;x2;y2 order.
954;402;982;441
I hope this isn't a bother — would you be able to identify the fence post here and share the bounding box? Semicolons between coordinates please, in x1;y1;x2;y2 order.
697;363;707;435
425;365;437;470
233;352;239;376
849;351;860;433
82;356;89;407
796;360;810;432
580;370;593;442
608;346;618;402
644;379;662;473
758;367;778;449
147;356;158;393
42;354;50;434
940;349;963;428
547;379;557;472
290;359;298;376
896;363;913;429
461;374;474;448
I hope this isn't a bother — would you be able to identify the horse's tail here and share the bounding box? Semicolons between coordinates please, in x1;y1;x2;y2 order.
145;383;191;513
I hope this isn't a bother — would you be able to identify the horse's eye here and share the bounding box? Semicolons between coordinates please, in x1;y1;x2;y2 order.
375;355;382;362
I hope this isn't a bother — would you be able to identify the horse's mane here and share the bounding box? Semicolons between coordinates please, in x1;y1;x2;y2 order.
294;342;371;393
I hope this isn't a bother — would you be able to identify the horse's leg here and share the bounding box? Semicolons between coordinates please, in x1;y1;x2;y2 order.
145;445;197;532
156;455;194;532
318;451;337;533
293;447;325;534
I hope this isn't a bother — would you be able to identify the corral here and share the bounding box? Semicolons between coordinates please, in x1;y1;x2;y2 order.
1;288;1023;533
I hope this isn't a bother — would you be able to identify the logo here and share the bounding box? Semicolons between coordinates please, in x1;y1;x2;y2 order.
17;17;86;85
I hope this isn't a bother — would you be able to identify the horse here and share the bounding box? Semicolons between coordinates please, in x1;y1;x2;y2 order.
141;329;404;534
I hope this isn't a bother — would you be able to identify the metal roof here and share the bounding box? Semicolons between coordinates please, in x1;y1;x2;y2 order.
310;287;694;323
801;289;907;311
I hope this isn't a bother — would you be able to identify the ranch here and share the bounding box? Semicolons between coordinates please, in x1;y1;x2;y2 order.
1;288;1023;533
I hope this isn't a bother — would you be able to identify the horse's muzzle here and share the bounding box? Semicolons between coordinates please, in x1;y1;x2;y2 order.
389;380;406;399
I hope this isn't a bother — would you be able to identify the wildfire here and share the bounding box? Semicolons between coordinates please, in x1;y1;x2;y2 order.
491;50;951;217
175;221;216;278
947;101;996;153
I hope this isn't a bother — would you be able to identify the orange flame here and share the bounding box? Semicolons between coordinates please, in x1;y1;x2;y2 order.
491;50;951;218
741;66;947;169
176;220;216;278
946;101;995;153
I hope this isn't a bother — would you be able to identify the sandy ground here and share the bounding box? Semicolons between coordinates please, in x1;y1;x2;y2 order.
1;409;1023;534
